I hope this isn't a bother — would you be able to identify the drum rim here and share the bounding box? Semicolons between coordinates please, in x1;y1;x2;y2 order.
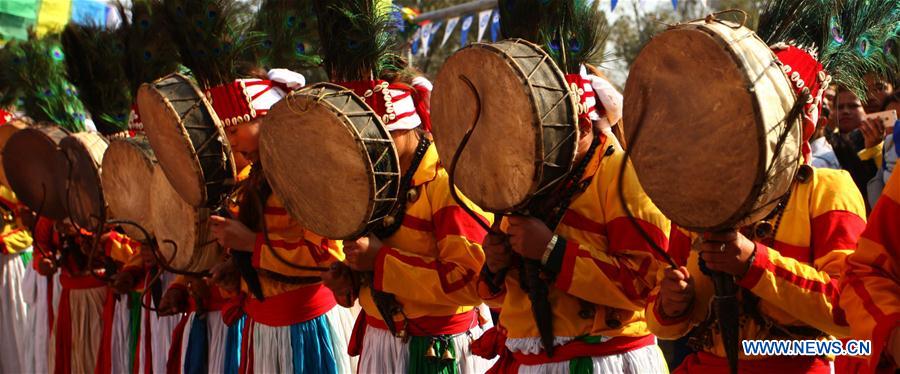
140;72;237;208
436;38;579;212
149;167;216;272
60;132;109;230
1;125;71;219
625;21;801;231
262;82;401;239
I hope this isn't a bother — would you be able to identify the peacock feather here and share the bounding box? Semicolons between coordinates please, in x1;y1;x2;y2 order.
0;36;87;132
118;0;182;94
314;0;399;82
61;22;131;135
161;0;263;88
499;0;607;74
252;0;322;71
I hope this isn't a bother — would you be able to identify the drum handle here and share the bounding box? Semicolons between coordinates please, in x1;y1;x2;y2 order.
700;9;749;29
138;269;164;312
107;219;213;278
29;183;61;267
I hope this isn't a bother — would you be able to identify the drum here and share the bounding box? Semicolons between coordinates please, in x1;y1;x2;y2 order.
1;125;71;219
623;19;801;231
261;83;401;239
101;137;157;239
137;73;236;209
431;39;579;212
60;132;109;230
0;120;27;187
149;166;221;273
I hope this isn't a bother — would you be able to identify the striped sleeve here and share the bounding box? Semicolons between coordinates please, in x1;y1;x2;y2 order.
646;227;702;339
738;170;866;338
840;167;900;370
252;197;343;275
374;172;492;308
550;153;670;312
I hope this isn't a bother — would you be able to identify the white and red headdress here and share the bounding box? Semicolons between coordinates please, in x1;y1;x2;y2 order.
770;43;831;163
205;69;306;127
564;66;624;149
338;80;424;132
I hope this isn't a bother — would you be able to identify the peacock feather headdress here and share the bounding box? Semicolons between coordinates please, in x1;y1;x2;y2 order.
314;0;399;82
61;22;132;135
0;36;87;132
162;0;262;89
252;0;322;72
119;0;182;94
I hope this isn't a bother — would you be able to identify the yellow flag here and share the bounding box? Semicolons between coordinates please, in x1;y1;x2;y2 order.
36;0;71;37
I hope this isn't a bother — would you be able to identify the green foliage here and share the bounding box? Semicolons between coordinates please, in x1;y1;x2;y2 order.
252;0;323;71
314;0;400;82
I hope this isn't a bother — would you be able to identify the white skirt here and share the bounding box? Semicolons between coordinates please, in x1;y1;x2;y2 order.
358;305;496;374
0;252;28;373
110;293;134;374
507;336;668;374
22;259;59;374
248;305;356;374
175;310;230;373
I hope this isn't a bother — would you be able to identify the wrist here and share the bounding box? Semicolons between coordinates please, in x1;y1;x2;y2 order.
541;235;559;265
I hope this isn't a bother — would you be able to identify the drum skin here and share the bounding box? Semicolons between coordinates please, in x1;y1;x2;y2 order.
2;125;70;220
101;137;156;239
149;166;222;272
623;20;802;232
137;73;235;209
431;39;578;213
261;83;401;240
60;132;108;230
0;120;27;188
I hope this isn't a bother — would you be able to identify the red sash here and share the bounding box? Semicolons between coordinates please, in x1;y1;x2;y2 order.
674;351;832;374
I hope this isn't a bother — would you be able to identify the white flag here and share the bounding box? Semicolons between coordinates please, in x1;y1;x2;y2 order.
476;9;492;42
442;17;459;47
420;23;433;56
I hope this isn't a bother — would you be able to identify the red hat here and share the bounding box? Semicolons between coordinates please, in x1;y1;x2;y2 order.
205;69;306;128
337;80;423;132
771;44;832;162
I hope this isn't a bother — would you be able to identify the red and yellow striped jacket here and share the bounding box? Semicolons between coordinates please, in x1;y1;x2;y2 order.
647;167;866;361
0;185;32;255
360;143;492;327
477;135;671;340
840;165;900;372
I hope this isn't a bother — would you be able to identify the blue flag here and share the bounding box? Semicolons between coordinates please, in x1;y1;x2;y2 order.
410;28;421;55
460;15;474;46
490;9;500;42
611;0;618;11
672;0;678;10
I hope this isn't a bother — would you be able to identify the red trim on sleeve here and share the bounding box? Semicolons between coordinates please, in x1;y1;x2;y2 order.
554;240;579;291
606;217;669;257
560;210;606;236
861;196;900;252
401;214;433;232
810;210;866;259
737;243;770;288
252;234;264;268
373;245;389;291
432;205;488;242
668;227;692;267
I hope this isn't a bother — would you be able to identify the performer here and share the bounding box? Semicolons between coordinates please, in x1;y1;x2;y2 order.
0;119;35;374
840;147;900;374
160;155;251;374
644;1;897;369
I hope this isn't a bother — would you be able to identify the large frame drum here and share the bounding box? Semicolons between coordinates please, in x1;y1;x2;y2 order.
137;73;236;209
261;83;401;240
60;132;108;230
101;137;157;239
431;39;579;212
2;125;71;219
623;19;802;231
0;120;27;188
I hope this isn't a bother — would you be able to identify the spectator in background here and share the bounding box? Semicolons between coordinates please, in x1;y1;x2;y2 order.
811;86;841;169
863;74;894;114
827;86;881;210
865;91;900;205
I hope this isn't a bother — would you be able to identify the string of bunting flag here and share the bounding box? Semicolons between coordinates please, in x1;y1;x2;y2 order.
398;0;687;57
0;0;118;43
